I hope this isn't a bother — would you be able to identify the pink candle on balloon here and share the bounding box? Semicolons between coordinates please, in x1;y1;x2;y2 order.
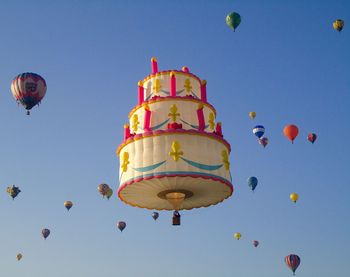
215;122;223;137
170;71;176;97
124;124;131;140
201;80;207;102
197;104;205;131
138;81;144;105
151;57;158;74
144;105;152;132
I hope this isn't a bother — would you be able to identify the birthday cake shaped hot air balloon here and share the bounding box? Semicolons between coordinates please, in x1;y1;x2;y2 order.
117;58;233;222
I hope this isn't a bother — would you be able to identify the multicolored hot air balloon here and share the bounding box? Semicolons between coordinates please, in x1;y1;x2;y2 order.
285;254;301;275
16;253;23;261
249;111;256;120
10;72;47;115
333;19;344;32
42;228;50;239
226;12;241;31
283;125;299;143
117;221;126;232
64;201;73;211
98;183;110;198
247;176;258;192
253;125;265;139
290;193;299;203
152;212;159;221
234;232;241;240
252;240;259;247
106;188;113;200
259;137;269;148
6;185;21;200
307;133;317;144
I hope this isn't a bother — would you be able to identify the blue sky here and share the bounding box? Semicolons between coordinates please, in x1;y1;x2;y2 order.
0;1;349;276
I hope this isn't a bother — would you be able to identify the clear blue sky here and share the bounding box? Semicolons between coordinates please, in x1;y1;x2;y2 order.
0;1;349;276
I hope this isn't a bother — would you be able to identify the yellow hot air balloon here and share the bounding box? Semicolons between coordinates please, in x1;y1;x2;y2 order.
249;112;256;120
64;201;73;211
290;193;299;203
16;253;22;261
333;19;344;32
234;232;242;240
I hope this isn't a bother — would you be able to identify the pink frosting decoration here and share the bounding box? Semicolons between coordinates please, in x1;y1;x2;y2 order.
170;72;176;97
197;105;205;131
124;124;131;140
151;57;158;74
143;105;152;132
200;80;207;102
138;81;144;105
182;66;189;73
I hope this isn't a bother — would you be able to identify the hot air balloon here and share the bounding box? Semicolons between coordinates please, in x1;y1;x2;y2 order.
290;193;299;203
249;111;256;120
6;185;21;200
259;137;268;148
152;212;159;221
253;125;265;139
252;240;259;247
247;176;258;192
10;72;47;115
64;201;73;211
117;221;126;232
283;125;299;143
285;254;301;275
226;12;241;31
234;232;241;240
106;188;113;200
16;253;23;261
98;183;110;198
307;133;317;144
333;19;344;32
42;228;50;239
117;59;233;226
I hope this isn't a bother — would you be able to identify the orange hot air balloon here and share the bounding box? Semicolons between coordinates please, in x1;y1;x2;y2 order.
283;125;299;144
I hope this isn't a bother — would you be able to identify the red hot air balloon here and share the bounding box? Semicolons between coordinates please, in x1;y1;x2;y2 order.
307;133;317;144
11;73;47;115
285;254;301;275
283;125;299;144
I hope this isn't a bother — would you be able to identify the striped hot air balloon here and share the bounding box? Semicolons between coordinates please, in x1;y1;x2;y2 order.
285;254;301;275
11;73;47;115
253;125;265;139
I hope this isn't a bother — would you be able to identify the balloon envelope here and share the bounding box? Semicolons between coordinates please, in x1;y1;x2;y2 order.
247;177;258;191
283;125;299;143
333;19;344;32
259;137;268;148
234;232;241;240
64;201;73;211
117;221;126;232
226;12;241;31
249;111;256;119
307;133;317;144
285;254;301;275
253;125;265;139
42;228;50;239
11;72;47;114
152;212;159;220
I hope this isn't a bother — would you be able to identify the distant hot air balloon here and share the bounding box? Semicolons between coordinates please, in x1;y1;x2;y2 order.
98;183;110;198
106;188;113;200
249;112;256;120
6;185;21;200
226;12;241;31
117;221;126;232
10;72;47;115
333;19;344;32
253;125;265;139
283;125;299;143
307;133;317;144
16;253;23;261
42;228;50;239
64;201;73;211
285;254;301;275
259;137;269;148
247;177;258;192
252;240;259;247
290;193;299;203
234;232;241;240
152;212;159;221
